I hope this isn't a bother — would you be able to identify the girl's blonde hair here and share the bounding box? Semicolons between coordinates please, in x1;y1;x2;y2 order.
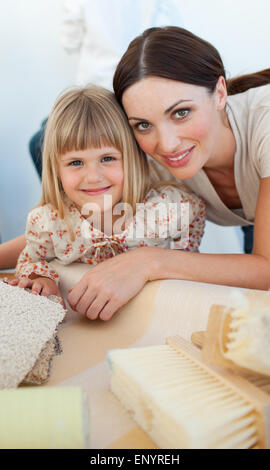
41;85;150;219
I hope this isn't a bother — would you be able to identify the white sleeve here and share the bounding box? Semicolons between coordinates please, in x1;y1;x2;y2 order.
15;207;59;283
252;107;270;179
61;0;85;53
143;185;206;251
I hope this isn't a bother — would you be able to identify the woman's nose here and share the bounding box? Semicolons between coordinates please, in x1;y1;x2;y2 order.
156;127;182;154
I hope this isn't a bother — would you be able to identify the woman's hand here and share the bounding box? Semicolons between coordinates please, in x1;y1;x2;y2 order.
67;248;154;321
8;276;65;308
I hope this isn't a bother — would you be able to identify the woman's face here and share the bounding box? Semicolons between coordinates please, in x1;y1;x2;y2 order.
122;76;227;180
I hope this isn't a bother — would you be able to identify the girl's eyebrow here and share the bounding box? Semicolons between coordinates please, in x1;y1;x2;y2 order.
98;151;122;158
60;149;122;160
128;99;193;121
60;155;81;161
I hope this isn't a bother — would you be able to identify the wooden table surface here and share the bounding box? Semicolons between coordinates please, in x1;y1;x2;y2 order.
0;272;15;280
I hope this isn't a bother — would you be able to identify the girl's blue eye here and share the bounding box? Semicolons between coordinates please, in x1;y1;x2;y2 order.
174;108;190;119
69;160;83;166
101;156;115;162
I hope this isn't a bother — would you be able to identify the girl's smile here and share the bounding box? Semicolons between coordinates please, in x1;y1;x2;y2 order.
81;186;112;195
58;146;124;215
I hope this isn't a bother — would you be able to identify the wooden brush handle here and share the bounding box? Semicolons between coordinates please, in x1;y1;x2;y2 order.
191;331;205;349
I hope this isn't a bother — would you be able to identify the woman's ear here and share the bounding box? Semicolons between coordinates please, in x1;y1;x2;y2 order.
215;76;227;111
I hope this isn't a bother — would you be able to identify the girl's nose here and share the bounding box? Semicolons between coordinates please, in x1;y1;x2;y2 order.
84;164;103;183
157;126;182;155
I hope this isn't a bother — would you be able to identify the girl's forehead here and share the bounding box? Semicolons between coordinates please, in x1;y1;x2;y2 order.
57;131;122;155
60;146;122;160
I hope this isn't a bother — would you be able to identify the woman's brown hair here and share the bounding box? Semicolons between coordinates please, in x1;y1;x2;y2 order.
113;26;270;101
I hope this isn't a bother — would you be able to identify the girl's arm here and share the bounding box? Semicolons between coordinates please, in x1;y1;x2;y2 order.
9;207;59;284
8;275;65;308
68;178;270;321
0;234;26;270
10;208;64;302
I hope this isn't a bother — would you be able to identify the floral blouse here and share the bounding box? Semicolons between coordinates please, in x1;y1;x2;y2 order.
15;185;205;284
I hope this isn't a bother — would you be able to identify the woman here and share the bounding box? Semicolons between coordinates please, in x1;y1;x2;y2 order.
2;26;270;321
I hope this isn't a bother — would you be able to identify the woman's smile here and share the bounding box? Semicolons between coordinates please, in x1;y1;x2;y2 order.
162;145;196;168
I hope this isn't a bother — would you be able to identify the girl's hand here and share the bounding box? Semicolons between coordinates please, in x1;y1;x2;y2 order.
67;248;154;321
8;276;66;308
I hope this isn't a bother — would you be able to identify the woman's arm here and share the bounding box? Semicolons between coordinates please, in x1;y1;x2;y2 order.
152;178;270;290
68;178;270;321
67;245;270;322
150;248;270;289
0;234;26;270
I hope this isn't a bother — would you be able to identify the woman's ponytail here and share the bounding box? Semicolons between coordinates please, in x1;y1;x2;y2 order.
227;68;270;95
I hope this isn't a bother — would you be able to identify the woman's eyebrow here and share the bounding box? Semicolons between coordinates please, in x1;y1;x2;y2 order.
128;116;147;122
128;99;193;121
164;99;193;114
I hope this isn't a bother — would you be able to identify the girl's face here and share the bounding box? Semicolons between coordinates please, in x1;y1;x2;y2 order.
58;146;124;215
122;76;227;180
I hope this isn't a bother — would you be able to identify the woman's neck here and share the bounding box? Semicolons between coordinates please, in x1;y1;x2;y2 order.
204;110;236;174
202;112;242;209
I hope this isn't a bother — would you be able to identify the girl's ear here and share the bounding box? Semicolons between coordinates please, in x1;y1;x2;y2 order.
215;76;227;111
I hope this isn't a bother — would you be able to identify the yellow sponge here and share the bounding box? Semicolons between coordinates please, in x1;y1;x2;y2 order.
0;387;88;449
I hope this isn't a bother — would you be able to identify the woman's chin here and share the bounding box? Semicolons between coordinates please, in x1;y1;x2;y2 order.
161;160;201;180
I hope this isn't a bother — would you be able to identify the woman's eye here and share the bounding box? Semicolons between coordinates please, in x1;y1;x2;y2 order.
135;122;151;132
69;160;83;166
174;108;190;119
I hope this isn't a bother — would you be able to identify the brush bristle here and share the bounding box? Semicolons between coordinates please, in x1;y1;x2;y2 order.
108;345;259;449
224;304;270;376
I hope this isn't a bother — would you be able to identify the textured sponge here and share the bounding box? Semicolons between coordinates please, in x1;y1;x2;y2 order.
0;280;66;388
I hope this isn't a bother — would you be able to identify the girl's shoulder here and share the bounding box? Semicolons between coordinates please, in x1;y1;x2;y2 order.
27;203;59;218
26;203;63;229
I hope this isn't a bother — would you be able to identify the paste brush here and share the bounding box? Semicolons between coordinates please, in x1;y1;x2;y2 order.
191;291;270;376
108;336;270;449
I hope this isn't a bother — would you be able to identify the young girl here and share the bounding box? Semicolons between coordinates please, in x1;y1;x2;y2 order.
9;85;205;311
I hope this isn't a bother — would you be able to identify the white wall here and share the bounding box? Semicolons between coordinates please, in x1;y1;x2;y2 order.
0;0;78;242
178;0;270;254
1;0;269;253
